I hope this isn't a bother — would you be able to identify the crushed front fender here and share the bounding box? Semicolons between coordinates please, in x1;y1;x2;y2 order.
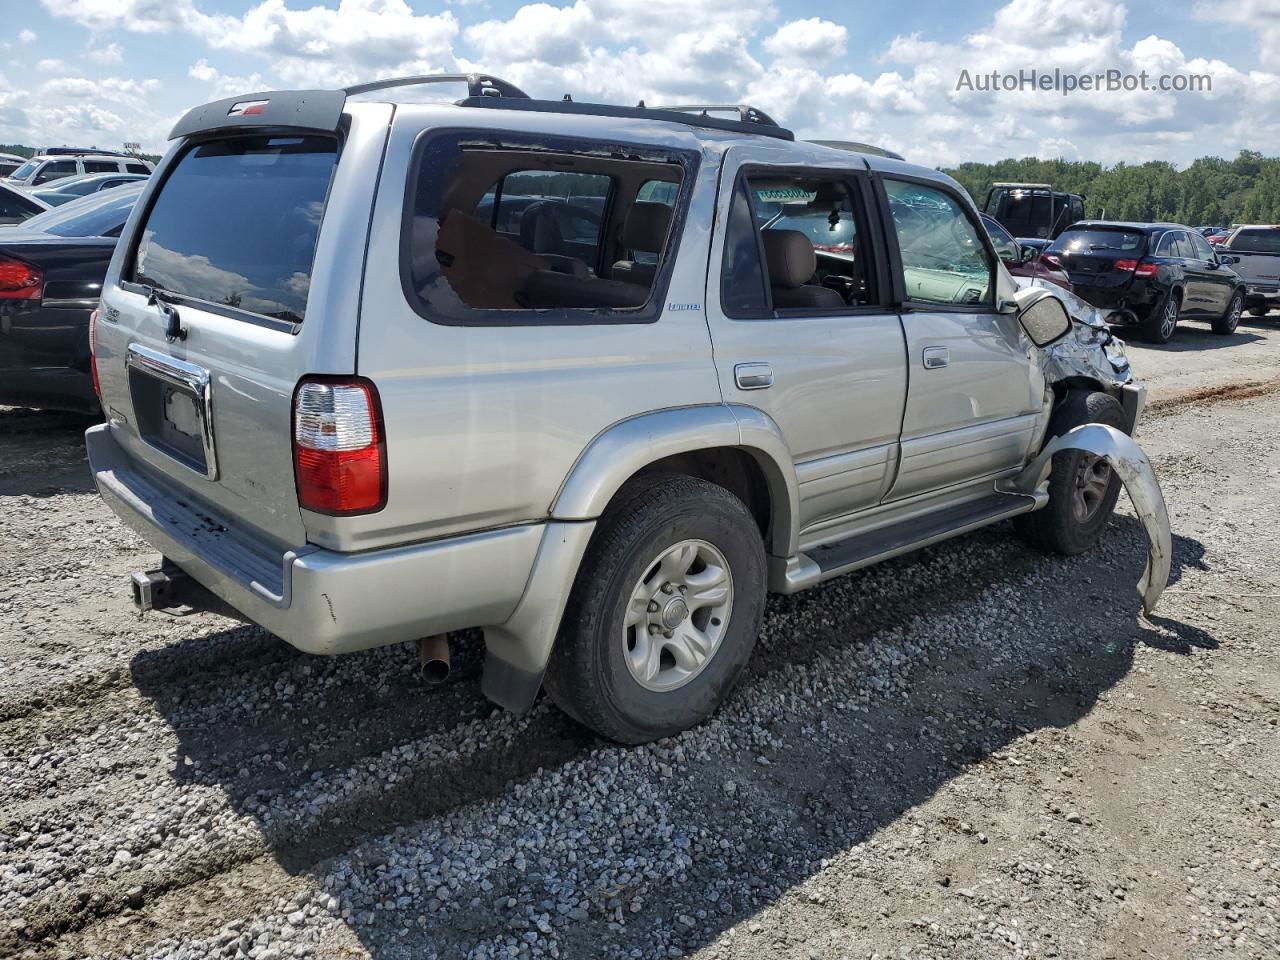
1009;423;1171;615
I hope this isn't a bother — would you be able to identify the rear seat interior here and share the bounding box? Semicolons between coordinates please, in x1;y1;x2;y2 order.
423;149;682;312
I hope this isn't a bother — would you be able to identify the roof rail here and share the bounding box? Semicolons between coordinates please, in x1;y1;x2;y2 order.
345;73;530;100
458;96;795;141
659;104;783;129
40;146;132;158
169;73;795;142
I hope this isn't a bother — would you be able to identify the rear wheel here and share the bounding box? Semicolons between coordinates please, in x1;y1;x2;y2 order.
1140;293;1179;343
1249;305;1270;318
545;474;767;744
1212;291;1243;335
1014;390;1126;556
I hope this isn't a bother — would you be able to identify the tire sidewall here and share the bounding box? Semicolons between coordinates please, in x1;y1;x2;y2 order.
587;488;765;740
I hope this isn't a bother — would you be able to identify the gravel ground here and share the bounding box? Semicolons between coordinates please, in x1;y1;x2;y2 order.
1;318;1278;960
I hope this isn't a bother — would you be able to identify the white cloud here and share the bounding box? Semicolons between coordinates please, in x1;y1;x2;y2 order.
19;29;37;44
762;18;848;65
27;0;1280;167
36;59;65;72
88;42;124;65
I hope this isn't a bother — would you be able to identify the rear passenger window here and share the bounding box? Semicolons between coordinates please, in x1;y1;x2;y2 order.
885;179;993;307
403;131;695;324
83;160;118;174
130;135;337;325
125;163;150;175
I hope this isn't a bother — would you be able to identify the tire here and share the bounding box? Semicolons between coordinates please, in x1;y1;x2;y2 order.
1212;291;1243;335
1013;390;1126;556
1249;306;1270;318
1140;292;1179;343
544;473;767;744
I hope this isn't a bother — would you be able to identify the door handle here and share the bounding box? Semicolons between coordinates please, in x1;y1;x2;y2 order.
734;362;774;390
922;346;950;370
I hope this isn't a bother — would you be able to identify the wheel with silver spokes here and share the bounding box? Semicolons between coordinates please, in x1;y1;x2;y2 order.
1142;293;1180;343
1212;291;1243;335
623;539;733;692
545;474;766;744
1070;455;1113;524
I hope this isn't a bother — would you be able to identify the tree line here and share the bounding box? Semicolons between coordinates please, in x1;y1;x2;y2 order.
945;151;1280;226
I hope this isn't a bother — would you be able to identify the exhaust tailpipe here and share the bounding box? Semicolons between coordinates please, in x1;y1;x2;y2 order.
416;634;451;684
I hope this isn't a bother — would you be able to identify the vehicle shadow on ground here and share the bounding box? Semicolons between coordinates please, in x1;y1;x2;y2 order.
1116;324;1264;352
130;520;1214;959
0;405;98;496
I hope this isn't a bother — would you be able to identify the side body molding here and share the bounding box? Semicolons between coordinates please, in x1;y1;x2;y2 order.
550;403;800;558
1007;423;1171;614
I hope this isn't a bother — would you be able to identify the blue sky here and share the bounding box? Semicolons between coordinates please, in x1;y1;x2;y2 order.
5;0;1278;167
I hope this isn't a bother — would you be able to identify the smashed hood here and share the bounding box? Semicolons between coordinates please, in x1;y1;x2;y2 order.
1016;277;1133;388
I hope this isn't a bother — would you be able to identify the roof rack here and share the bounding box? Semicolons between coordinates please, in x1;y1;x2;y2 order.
659;104;783;129
40;146;132;158
169;73;795;142
345;73;531;100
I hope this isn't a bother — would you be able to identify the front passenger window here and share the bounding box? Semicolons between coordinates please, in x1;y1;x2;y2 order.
885;179;993;306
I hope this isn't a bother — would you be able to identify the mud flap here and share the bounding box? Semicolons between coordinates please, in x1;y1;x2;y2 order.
1009;424;1172;615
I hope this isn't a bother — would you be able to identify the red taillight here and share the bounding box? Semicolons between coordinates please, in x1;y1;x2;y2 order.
0;256;42;299
292;377;386;515
1114;259;1159;278
1040;253;1063;270
89;307;101;399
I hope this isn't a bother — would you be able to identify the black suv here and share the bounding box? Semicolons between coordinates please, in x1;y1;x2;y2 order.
1046;221;1247;343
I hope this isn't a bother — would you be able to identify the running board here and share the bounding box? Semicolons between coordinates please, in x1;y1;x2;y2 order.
774;491;1045;593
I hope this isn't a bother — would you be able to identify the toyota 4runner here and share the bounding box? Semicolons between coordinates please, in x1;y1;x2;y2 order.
87;75;1169;744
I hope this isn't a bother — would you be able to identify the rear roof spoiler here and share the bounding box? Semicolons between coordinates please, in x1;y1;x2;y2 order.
169;90;347;141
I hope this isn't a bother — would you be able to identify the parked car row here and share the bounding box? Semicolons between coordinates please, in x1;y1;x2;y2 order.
4;147;153;188
1042;220;1265;342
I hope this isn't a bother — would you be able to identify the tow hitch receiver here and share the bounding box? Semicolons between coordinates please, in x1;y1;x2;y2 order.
130;560;246;621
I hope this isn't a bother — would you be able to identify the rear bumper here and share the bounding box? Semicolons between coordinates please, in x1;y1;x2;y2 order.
86;423;544;655
1069;281;1156;314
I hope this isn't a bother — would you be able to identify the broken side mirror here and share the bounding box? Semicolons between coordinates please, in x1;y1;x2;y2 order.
1012;287;1072;346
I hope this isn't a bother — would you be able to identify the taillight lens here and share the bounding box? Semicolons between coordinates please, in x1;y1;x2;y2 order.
292;378;386;515
0;256;43;299
89;307;101;399
1040;253;1063;270
1114;259;1158;278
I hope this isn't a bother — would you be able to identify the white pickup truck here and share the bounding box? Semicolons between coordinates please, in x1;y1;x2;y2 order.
1219;225;1280;316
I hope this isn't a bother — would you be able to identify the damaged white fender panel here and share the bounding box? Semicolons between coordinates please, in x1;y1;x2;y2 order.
1010;423;1171;615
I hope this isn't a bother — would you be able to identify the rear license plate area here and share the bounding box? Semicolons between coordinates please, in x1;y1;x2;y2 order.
126;345;217;479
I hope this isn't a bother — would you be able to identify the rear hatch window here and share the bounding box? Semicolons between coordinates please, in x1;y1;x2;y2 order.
1231;229;1280;254
130;135;338;325
1049;229;1146;255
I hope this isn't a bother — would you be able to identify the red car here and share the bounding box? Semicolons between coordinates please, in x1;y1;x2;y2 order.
981;213;1073;292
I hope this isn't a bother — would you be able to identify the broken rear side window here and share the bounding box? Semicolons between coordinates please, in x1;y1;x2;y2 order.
402;131;695;325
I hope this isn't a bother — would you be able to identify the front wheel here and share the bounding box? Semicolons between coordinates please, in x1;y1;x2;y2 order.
1141;293;1179;343
545;474;767;744
1248;305;1270;318
1212;291;1243;335
1014;390;1126;556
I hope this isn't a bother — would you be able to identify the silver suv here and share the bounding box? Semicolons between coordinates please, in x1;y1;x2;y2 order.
87;75;1169;743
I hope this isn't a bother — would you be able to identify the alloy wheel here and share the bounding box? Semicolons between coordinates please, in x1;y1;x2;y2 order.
622;539;734;692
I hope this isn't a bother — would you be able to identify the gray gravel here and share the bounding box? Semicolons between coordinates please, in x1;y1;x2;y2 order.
2;327;1279;960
